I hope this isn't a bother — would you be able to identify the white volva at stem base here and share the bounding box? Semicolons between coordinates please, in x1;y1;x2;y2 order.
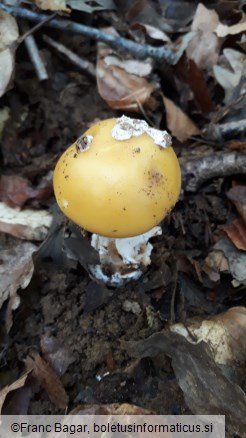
88;226;162;287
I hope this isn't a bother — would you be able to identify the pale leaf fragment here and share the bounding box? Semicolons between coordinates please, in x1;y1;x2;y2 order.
0;48;15;98
163;95;200;142
207;238;246;286
171;307;246;367
0;10;19;50
104;56;152;77
131;22;170;42
35;0;70;12
66;0;115;13
213;49;246;103
186;3;220;70
0;11;19;97
216;20;246;37
0;202;52;240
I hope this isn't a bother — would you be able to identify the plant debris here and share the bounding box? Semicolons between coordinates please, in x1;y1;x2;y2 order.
0;1;245;435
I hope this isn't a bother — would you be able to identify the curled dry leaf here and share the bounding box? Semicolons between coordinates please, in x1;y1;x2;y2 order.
0;242;37;331
34;0;70;12
27;354;69;410
186;3;220;70
0;202;52;240
0;11;19;98
171;307;246;367
97;61;155;111
0;371;31;413
224;218;246;251
96;28;155;111
227;185;246;225
162;95;200;142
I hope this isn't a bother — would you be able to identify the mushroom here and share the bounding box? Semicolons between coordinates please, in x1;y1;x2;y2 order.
53;115;181;286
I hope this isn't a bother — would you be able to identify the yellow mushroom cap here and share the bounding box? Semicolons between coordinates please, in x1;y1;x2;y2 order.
53;116;181;238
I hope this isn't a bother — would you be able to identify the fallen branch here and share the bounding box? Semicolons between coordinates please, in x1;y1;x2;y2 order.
0;4;177;63
181;152;246;192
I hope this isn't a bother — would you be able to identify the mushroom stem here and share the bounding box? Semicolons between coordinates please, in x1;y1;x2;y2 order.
89;226;162;287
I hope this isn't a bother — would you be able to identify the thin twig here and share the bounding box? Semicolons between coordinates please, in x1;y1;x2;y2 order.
17;12;57;45
42;34;96;78
205;119;246;141
212;92;246;124
0;4;176;63
181;152;246;192
21;24;48;81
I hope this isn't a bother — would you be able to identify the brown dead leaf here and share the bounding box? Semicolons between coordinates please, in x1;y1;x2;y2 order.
186;3;220;70
229;141;246;151
96;28;155;111
0;174;52;208
28;354;69;409
227;185;246;225
126;331;246;437
97;62;155;110
175;55;214;113
163;95;200;142
224;218;246;251
34;0;70;12
0;242;37;331
0;371;31;413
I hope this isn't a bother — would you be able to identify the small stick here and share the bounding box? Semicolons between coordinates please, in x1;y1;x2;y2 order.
17;12;57;45
42;34;96;78
205;119;246;141
21;24;48;81
0;4;176;63
181;152;246;192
